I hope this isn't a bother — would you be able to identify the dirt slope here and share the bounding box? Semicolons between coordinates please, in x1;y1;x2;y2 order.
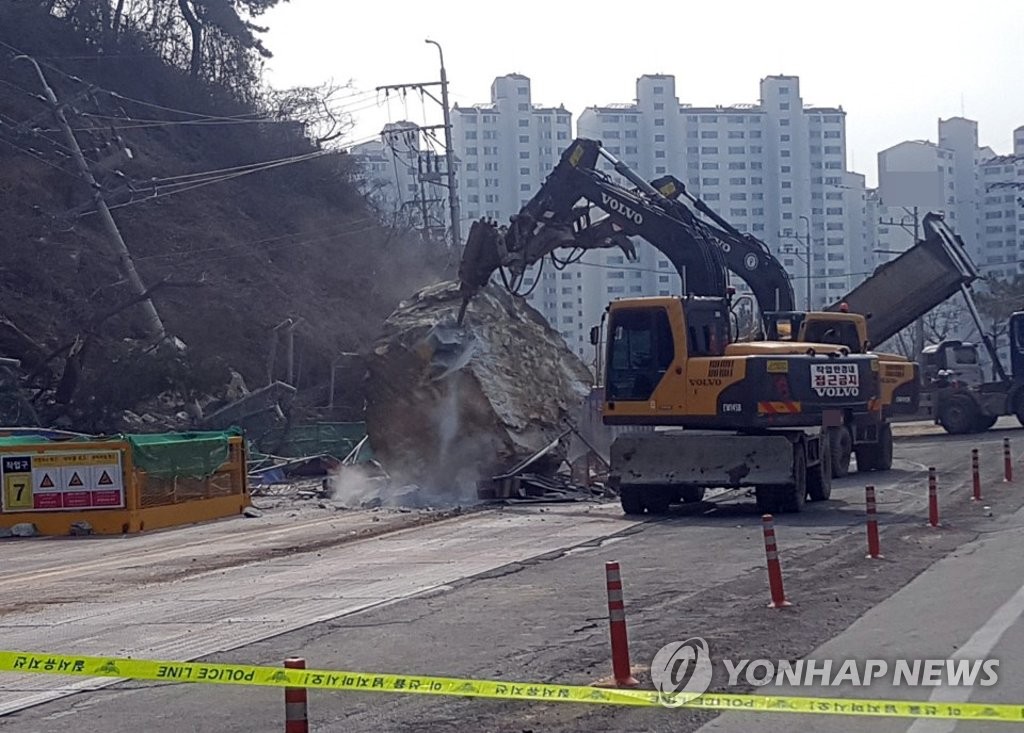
0;4;448;431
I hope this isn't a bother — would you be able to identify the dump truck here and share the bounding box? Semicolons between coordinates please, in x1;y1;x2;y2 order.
820;212;1024;434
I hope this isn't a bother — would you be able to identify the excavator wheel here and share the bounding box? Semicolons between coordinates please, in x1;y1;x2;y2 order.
619;487;645;516
776;445;808;513
807;439;833;501
974;414;998;432
828;425;852;478
938;394;980;435
1015;393;1024;429
680;486;706;504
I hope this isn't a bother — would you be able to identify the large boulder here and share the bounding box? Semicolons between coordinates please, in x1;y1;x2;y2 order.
364;281;593;493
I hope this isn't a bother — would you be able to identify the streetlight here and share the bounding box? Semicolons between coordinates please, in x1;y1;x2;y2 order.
425;39;461;250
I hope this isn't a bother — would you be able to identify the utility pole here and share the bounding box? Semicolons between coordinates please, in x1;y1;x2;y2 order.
778;217;811;311
376;40;461;252
426;39;461;254
799;214;811;310
17;55;167;343
879;205;922;355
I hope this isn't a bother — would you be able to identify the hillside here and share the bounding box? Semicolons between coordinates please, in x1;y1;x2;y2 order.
0;2;449;433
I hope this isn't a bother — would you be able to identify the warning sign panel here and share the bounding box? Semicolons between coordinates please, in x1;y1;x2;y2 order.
1;451;124;513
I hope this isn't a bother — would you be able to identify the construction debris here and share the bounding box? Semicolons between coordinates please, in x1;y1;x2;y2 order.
364;281;594;495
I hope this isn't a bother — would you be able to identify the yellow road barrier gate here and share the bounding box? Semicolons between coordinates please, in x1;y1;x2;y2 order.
0;430;249;535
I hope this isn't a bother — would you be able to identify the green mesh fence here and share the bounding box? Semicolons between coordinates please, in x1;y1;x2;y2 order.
127;429;240;480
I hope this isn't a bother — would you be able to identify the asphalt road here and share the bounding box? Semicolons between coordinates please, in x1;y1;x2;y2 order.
3;421;1024;732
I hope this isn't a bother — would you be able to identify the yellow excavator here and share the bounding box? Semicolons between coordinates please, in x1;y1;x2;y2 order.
457;138;907;513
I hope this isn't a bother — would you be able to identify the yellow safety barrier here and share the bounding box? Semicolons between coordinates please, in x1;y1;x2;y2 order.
1;651;1022;723
0;436;249;535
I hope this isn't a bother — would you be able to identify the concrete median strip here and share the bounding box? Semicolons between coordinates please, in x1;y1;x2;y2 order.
2;651;1024;723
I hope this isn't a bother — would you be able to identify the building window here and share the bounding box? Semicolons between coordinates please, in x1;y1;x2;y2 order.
779;102;789;110
654;102;664;110
655;150;666;158
653;85;664;94
701;162;720;170
779;87;790;95
702;177;719;186
465;147;478;155
701;130;719;138
655;134;665;142
780;119;790;126
519;135;529;143
728;130;745;139
730;193;747;201
655;119;665;127
519;151;530;159
728;162;746;170
518;87;528;96
728;146;745;154
464;131;478;140
750;130;762;138
520;167;530;175
729;177;747;185
701;146;719;154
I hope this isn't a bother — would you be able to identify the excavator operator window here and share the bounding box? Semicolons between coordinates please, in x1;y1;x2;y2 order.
606;308;674;402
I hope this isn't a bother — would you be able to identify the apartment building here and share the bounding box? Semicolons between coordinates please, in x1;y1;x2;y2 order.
978;126;1024;279
348;121;422;218
572;73;864;348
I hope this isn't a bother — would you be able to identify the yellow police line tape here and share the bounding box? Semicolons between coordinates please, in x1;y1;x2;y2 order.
1;650;1022;723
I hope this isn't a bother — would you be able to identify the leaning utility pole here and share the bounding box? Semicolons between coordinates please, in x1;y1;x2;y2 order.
17;55;167;342
376;40;462;253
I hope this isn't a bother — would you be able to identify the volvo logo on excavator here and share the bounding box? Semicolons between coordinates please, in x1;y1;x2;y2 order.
601;193;644;225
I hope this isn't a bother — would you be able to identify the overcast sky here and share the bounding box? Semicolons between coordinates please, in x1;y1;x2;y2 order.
262;0;1024;187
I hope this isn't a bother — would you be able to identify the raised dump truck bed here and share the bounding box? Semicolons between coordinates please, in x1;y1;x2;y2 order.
825;213;979;348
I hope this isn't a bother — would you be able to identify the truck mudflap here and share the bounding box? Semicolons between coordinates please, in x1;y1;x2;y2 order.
610;431;801;489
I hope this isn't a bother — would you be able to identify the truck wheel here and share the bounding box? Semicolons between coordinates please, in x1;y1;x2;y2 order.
807;439;833;501
680;486;706;504
777;445;807;513
938;394;979;435
828;426;852;478
620;487;645;516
